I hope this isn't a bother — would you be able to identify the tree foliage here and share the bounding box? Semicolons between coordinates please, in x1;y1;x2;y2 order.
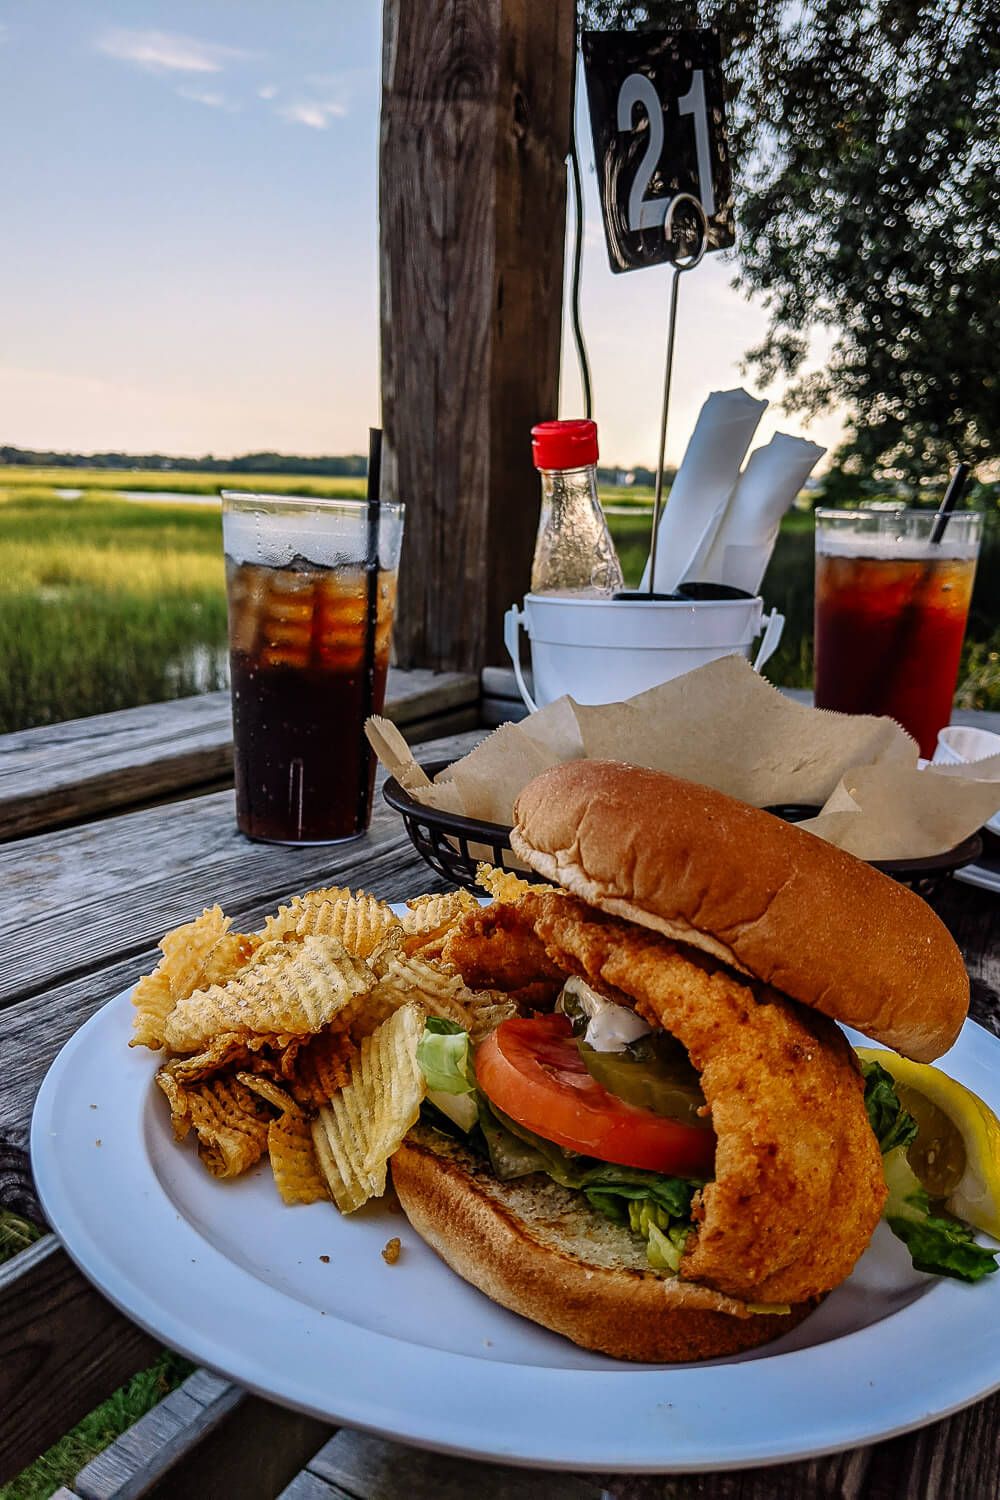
582;2;1000;484
0;445;368;476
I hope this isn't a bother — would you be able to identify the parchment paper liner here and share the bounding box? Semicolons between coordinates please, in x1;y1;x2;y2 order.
369;657;1000;861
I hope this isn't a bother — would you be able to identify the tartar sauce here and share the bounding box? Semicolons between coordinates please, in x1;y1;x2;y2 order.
558;976;651;1053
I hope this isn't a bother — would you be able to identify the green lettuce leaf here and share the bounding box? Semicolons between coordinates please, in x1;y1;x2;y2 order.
861;1059;919;1155
478;1098;698;1270
416;1018;476;1095
883;1146;998;1284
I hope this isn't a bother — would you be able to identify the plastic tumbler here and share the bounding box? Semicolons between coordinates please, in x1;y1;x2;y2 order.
221;491;405;843
814;508;981;757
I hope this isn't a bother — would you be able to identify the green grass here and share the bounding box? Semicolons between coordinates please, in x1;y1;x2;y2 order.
0;489;229;732
0;1351;195;1500
0;467;367;498
0;1210;43;1265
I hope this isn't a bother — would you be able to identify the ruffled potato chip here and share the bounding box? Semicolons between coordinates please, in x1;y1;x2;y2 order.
257;886;353;944
400;889;479;957
287;1029;358;1108
466;993;519;1043
164;935;373;1054
156;1033;250;1083
235;1072;296;1112
155;1070;271;1178
311;1003;425;1212
367;952;474;1032
475;864;539;904
269;1109;330;1205
236;1073;330;1205
280;894;401;960
131;907;258;1050
131;967;175;1053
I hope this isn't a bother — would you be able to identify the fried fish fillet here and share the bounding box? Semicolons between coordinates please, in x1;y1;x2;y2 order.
520;891;887;1306
441;900;565;1008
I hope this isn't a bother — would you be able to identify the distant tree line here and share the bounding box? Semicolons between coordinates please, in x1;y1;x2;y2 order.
2;444;669;487
0;446;368;476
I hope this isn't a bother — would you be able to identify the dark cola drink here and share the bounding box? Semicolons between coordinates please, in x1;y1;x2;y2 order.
226;556;397;843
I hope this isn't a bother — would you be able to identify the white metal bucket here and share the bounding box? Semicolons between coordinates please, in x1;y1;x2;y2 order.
503;593;785;712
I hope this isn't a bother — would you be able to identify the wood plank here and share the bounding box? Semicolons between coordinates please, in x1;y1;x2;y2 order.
380;0;575;670
73;1389;208;1499
74;1382;331;1500
1;1136;42;1223
484;671;1000;735
481;696;530;728
603;1452;870;1499
0;669;478;841
862;1393;1000;1499
385;668;479;727
278;1472;352;1500
72;1367;234;1499
401;703;482;745
928;881;1000;1040
480;665;528;702
0;1236;158;1486
0;729;486;1020
309;1429;609;1500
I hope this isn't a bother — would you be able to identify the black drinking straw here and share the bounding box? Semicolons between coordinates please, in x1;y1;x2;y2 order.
870;461;971;720
357;426;382;831
930;462;970;544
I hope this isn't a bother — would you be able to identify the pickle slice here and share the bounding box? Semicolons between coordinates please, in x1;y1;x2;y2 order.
577;1034;708;1127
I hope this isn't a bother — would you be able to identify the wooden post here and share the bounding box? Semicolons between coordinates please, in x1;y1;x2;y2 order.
380;0;575;671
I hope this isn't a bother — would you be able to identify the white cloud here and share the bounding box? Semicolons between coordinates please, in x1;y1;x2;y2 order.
96;28;251;76
178;86;239;113
277;99;347;130
258;83;278;100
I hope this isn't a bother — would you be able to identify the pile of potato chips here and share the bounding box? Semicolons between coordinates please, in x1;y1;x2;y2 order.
131;877;524;1213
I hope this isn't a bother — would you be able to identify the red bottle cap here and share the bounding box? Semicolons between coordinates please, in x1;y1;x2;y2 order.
531;418;599;471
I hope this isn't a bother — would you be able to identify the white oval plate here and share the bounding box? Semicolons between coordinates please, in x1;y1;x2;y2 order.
31;917;1000;1473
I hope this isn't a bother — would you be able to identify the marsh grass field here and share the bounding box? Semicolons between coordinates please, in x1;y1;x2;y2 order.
1;466;998;735
0;470;366;733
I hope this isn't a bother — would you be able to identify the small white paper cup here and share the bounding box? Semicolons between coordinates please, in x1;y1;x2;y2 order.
933;725;1000;834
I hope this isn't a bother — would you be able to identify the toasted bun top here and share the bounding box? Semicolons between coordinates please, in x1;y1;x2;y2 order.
510;760;968;1061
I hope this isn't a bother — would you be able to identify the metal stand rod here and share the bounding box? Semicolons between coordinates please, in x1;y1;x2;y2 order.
646;192;709;596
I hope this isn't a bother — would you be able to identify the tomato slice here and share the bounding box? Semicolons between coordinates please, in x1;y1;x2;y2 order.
475;1014;715;1178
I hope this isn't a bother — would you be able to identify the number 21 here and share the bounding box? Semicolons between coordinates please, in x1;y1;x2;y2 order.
617;68;715;231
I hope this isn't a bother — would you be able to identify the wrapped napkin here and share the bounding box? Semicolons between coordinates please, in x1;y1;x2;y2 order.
640;388;767;594
368;657;1000;861
699;433;826;596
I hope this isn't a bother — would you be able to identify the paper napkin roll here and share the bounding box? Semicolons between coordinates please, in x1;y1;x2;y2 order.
699;433;826;595
640;388;767;594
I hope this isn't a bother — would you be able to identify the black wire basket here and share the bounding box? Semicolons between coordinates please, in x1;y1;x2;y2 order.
383;767;983;898
382;762;551;891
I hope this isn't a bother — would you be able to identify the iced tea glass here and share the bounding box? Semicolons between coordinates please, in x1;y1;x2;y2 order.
221;491;404;843
814;508;981;757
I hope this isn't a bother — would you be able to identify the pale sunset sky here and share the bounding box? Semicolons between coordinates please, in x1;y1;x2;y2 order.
0;1;845;469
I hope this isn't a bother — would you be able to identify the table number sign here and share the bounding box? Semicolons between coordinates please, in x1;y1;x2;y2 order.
583;28;734;272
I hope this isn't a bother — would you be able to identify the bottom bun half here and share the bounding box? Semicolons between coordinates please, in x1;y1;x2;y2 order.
392;1123;816;1364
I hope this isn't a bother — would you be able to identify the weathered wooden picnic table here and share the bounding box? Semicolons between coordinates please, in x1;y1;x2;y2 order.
1;672;999;1499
